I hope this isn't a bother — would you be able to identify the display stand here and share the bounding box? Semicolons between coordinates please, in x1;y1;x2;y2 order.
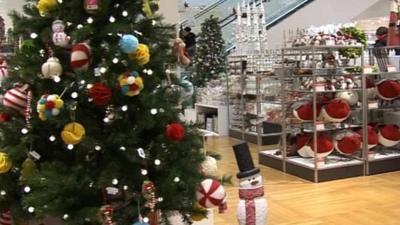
365;46;400;175
195;103;229;136
259;45;368;182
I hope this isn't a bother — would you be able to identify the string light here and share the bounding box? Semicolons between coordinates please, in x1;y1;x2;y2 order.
122;11;128;17
77;24;83;29
112;58;119;64
112;179;119;185
0;190;6;196
150;108;158;115
143;217;149;223
147;69;153;75
109;16;116;23
121;105;128;111
87;17;94;24
141;169;148;176
119;146;126;151
57;0;63;3
28;207;35;213
24;186;31;193
174;177;180;183
71;92;78;99
158;197;164;202
152;20;157;26
103;117;110;123
30;33;38;39
100;67;107;73
53;76;61;83
63;214;69;220
95;146;101;151
154;159;161;166
21;128;29;134
67;144;74;150
49;135;56;142
123;185;129;190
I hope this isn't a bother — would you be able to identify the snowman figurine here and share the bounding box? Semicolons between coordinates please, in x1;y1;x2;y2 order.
232;142;268;225
52;20;70;47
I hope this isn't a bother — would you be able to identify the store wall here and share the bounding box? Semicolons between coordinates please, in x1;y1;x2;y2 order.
0;0;24;29
267;0;382;49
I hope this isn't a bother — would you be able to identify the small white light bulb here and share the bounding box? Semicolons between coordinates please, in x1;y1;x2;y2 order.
123;185;129;190
0;190;6;196
158;197;164;202
174;177;180;183
21;128;29;134
63;214;69;220
24;186;31;193
147;69;153;75
49;135;56;142
28;207;35;213
119;146;126;151
121;105;128;112
87;17;94;24
141;169;148;176
71;92;78;99
53;76;61;83
112;179;119;185
95;146;101;151
143;217;150;223
77;24;83;29
112;58;119;64
154;159;161;166
57;0;63;3
67;144;74;150
103;117;110;123
150;108;158;115
30;33;38;39
122;11;128;17
109;16;116;23
100;67;107;74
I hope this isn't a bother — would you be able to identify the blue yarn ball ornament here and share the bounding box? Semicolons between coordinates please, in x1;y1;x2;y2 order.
119;34;139;54
132;222;149;225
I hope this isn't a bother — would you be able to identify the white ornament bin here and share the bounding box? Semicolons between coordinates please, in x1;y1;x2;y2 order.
159;209;214;225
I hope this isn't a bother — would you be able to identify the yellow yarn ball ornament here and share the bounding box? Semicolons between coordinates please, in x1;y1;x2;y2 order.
0;152;12;174
129;44;150;65
61;122;86;145
37;0;57;16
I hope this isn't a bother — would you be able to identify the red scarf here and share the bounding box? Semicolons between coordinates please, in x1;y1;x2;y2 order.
239;186;264;225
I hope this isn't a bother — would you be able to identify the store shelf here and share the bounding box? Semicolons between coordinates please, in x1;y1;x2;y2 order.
282;45;363;51
288;123;363;132
195;103;229;136
259;150;364;182
229;128;281;145
289;88;363;93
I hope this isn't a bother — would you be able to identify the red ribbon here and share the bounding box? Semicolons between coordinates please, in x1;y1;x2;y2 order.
238;186;264;225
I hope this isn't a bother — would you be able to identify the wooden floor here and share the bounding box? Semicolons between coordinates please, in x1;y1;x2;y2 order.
209;137;400;225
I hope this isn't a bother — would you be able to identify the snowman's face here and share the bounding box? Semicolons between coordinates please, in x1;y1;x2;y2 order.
239;173;262;189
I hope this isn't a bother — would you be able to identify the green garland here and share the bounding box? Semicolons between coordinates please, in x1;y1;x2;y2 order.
339;27;367;59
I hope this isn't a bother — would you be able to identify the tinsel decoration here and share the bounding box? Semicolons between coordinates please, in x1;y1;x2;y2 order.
142;180;157;212
25;90;32;129
100;205;116;225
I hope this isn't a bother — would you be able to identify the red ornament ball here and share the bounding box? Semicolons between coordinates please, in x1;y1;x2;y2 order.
0;113;11;122
89;82;112;106
165;122;185;141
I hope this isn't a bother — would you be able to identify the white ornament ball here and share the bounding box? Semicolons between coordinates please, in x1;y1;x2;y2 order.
196;179;226;208
201;156;218;177
71;43;91;71
52;20;65;32
3;86;28;115
41;57;63;79
335;91;359;106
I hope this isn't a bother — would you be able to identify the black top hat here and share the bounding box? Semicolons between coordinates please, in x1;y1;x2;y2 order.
232;142;260;179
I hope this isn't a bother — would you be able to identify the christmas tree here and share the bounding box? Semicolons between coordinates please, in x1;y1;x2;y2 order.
192;16;225;87
0;1;209;225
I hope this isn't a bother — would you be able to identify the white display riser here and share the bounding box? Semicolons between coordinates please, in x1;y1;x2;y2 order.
160;209;214;225
195;103;229;136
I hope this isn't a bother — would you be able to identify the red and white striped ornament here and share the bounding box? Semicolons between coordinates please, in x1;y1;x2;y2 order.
196;179;226;208
0;210;12;225
3;85;29;115
71;42;91;71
